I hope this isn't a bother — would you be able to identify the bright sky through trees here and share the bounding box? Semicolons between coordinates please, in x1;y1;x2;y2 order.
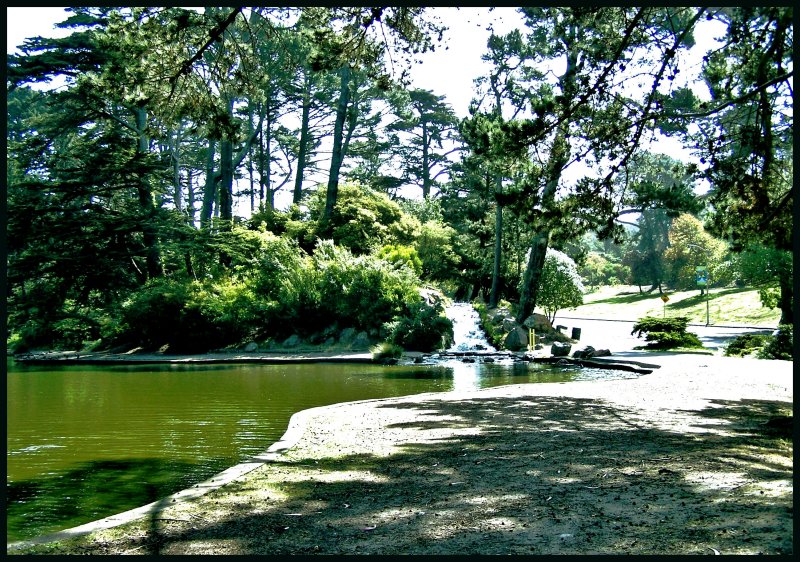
7;6;724;210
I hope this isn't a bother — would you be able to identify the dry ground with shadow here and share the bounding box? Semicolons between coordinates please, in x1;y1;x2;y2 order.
12;355;792;555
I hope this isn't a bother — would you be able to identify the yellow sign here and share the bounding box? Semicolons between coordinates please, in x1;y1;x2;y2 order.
660;294;669;303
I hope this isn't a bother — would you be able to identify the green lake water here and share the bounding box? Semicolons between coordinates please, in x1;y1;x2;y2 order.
6;357;637;543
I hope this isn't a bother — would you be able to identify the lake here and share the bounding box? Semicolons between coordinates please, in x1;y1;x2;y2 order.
6;356;638;542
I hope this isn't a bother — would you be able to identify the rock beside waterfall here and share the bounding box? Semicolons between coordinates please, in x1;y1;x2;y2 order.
503;327;529;351
551;341;572;357
523;313;552;332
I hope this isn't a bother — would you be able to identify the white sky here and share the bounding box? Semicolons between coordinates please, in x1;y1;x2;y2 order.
7;7;723;213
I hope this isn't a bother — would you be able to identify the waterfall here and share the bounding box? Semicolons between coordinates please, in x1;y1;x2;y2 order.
444;303;497;353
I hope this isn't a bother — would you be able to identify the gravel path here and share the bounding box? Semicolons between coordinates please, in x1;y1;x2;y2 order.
12;353;793;555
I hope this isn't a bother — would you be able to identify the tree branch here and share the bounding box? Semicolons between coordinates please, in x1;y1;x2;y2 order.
168;8;243;98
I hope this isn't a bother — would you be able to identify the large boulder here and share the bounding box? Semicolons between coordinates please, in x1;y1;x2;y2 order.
339;327;358;345
503;327;529;351
523;313;552;332
283;335;301;348
243;342;258;352
551;341;572;357
572;346;595;359
502;318;519;332
352;331;371;348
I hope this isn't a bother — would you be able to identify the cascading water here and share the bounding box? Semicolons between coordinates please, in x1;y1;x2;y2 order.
445;302;497;353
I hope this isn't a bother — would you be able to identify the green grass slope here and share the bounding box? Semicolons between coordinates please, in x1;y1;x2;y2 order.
565;285;781;327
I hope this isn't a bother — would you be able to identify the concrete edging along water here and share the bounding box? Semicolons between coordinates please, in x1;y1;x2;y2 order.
11;351;376;366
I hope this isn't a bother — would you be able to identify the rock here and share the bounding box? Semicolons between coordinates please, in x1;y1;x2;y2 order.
535;344;544;350
461;357;476;363
523;313;552;332
243;342;258;352
483;357;495;363
593;348;612;357
503;327;529;351
352;331;371;348
339;327;358;345
502;318;519;332
556;325;567;333
413;356;424;363
571;327;582;340
572;346;595;359
283;335;301;347
551;341;572;357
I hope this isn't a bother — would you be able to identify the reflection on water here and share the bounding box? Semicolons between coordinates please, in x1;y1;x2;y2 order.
6;357;635;542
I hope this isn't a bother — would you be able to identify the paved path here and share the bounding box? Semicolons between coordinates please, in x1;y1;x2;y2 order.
556;317;774;356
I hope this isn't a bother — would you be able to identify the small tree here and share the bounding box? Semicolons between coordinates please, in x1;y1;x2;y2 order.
525;248;584;325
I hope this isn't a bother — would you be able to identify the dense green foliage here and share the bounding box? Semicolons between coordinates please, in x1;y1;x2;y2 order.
631;316;704;350
528;249;585;324
6;7;792;356
724;324;793;360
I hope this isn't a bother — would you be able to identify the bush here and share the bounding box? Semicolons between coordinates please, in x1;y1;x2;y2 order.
385;300;454;352
314;240;421;331
631;315;703;350
724;333;771;357
377;244;423;276
758;324;793;360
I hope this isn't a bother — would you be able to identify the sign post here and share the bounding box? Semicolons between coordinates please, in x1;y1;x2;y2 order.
660;293;669;317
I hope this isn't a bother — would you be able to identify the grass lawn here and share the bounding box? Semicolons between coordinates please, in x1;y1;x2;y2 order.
565;285;781;327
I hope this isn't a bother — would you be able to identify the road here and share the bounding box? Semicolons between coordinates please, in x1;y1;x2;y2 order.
555;317;775;356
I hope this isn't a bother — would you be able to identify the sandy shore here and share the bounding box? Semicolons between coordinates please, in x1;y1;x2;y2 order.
9;353;793;555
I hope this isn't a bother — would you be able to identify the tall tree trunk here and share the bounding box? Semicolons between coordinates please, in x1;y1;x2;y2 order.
248;108;255;213
172;126;182;213
421;120;431;199
516;28;578;323
488;177;503;308
264;96;274;210
258;128;266;209
186;169;195;226
219;97;234;224
133;105;162;279
293;72;312;204
322;64;352;228
200;139;217;227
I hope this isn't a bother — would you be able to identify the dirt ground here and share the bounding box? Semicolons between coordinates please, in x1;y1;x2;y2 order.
10;354;793;555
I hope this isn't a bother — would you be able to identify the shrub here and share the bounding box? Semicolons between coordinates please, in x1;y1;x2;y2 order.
314;240;421;331
522;248;584;324
377;244;423;276
631;315;703;350
724;333;771;357
758;324;793;360
385;300;454;352
371;342;404;361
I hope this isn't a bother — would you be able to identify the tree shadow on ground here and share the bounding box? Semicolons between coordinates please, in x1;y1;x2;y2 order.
88;393;794;556
590;287;749;308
